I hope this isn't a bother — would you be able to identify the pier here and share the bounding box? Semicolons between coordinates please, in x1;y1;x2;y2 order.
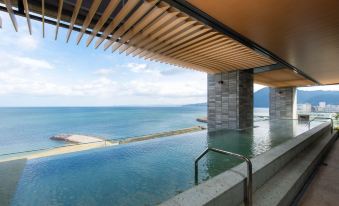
0;126;206;162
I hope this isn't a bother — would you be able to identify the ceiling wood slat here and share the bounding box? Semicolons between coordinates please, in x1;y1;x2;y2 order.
41;0;45;37
76;0;102;44
55;0;64;40
143;25;207;59
137;21;196;57
94;0;140;49
86;0;120;46
22;0;32;34
115;3;170;51
122;10;180;54
135;16;188;49
104;0;159;50
160;31;218;56
3;0;18;32
66;0;83;42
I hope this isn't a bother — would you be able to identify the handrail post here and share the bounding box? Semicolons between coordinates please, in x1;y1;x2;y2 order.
308;117;333;134
194;148;252;206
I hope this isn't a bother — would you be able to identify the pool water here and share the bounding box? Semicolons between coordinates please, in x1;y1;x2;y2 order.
10;120;320;206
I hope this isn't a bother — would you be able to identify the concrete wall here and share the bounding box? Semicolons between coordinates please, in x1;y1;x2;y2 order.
208;70;253;130
269;87;297;119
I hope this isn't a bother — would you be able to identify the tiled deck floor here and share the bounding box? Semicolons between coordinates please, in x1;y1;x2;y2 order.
298;138;339;206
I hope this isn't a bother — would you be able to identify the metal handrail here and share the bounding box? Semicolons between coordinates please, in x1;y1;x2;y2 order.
308;117;333;133
194;147;252;206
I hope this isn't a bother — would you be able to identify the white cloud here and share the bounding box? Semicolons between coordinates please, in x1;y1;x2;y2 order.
125;63;161;77
126;80;206;98
17;35;39;50
0;52;53;72
254;84;266;92
94;68;115;76
0;28;39;50
126;63;147;73
299;85;339;91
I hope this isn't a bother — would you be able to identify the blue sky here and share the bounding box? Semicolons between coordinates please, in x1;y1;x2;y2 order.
0;11;337;106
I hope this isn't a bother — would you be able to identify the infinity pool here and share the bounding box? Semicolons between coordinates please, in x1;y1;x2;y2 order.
9;120;321;206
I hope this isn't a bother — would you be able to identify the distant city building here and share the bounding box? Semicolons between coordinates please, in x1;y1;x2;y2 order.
319;101;326;108
297;103;312;113
298;101;339;113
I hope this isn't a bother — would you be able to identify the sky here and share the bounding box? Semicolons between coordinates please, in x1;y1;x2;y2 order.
0;11;337;106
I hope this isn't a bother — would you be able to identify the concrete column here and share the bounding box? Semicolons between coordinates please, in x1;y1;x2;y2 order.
269;87;297;119
208;70;253;131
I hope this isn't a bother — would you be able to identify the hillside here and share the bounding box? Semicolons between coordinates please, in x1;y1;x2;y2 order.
254;88;339;107
187;88;339;107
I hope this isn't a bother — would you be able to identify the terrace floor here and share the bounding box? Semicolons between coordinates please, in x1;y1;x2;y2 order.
298;137;339;206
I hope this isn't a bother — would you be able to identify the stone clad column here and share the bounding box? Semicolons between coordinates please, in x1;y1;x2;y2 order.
208;70;253;131
269;87;297;119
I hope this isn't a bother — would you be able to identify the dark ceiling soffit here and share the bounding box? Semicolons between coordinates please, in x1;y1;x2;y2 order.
162;0;320;84
252;63;286;74
0;5;107;39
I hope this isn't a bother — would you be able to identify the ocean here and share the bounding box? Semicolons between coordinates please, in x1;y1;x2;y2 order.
0;107;268;155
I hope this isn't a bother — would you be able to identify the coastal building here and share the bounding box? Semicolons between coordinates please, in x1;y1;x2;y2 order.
314;101;339;113
0;0;338;206
298;103;312;113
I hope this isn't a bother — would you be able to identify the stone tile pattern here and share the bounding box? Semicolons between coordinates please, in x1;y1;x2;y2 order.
208;70;253;131
269;87;297;119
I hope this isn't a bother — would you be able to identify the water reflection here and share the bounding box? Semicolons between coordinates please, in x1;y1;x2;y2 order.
202;120;308;180
204;128;254;179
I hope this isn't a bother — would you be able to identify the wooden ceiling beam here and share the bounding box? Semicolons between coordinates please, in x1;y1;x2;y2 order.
104;0;159;50
41;0;45;37
55;0;64;40
116;3;170;48
135;16;189;49
76;0;102;44
122;10;180;54
143;25;206;59
137;21;196;57
3;0;18;32
22;0;32;34
66;0;82;42
94;0;140;49
86;0;120;46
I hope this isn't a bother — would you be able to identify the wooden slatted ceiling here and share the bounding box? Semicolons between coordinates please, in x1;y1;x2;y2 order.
1;0;276;74
254;69;315;88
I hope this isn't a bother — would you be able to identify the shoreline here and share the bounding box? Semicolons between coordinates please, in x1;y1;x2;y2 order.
0;126;206;162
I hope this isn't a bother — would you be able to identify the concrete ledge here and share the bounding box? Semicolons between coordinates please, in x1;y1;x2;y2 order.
250;130;337;206
160;122;331;206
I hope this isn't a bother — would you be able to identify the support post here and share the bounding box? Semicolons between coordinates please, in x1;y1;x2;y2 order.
208;70;253;131
269;87;297;119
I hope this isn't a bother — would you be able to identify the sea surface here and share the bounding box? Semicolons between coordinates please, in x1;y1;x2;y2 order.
0;107;268;155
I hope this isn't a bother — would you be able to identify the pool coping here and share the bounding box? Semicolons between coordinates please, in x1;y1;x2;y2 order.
160;122;331;206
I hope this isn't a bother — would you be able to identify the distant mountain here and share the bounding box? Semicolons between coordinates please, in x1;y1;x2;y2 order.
254;88;269;107
187;88;339;107
297;90;339;105
254;88;339;107
184;102;207;107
